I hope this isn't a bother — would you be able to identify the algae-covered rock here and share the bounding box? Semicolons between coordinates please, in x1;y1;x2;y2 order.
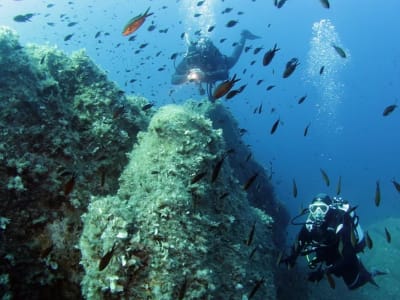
80;104;277;299
0;26;150;299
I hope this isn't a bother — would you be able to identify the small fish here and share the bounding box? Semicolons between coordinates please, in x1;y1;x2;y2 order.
245;222;256;246
336;175;342;195
320;0;330;9
147;24;156;31
191;172;207;184
99;244;117;271
258;103;262;114
326;272;335;289
222;7;233;14
219;192;229;200
303;122;311;137
67;21;78;27
64;33;74;41
320;168;330;186
365;231;373;249
248;277;265;299
270;118;280;135
226;20;238;27
384;227;391;243
197;0;205;6
177;277;188;300
275;0;288;8
141;103;154;111
243;172;259;190
319;66;325;75
263;43;280;66
391;178;400;193
245;153;252;162
100;169;106;187
382;104;397;116
122;7;153;36
292;178;298;198
297;94;307;104
253;47;263;55
225;89;241;100
212;74;240;100
94;31;101;38
266;85;275;91
211;156;225;183
208;25;215;32
332;44;346;58
193;13;202;17
13;13;35;22
63;174;76;196
283;58;300;78
375;180;381;207
249;247;258;259
276;250;283;266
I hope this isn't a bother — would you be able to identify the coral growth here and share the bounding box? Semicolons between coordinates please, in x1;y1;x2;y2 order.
80;104;277;299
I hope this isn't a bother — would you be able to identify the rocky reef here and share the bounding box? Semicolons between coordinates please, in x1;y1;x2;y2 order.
0;26;285;299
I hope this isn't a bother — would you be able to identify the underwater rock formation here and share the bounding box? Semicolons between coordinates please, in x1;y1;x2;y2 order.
80;104;277;299
0;26;150;299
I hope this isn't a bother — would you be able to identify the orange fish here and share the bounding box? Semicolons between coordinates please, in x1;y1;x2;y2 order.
212;74;240;100
122;7;153;36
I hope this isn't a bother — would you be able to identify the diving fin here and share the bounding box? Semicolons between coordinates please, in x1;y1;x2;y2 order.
241;30;260;40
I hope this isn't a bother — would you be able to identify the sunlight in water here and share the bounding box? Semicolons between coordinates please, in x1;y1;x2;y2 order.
180;0;219;41
306;19;349;126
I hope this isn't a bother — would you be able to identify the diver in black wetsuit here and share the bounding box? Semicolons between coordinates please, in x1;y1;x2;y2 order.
171;30;259;100
281;193;386;290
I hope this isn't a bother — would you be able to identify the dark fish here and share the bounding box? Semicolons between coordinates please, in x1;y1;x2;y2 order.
365;231;373;249
194;13;202;17
382;104;397;116
319;66;325;75
266;85;275;91
248;277;265;299
332;44;346;58
270;118;280;135
326;272;336;289
13;13;35;22
147;24;156;31
275;0;288;8
263;44;280;66
225;89;241;100
336;175;342;195
245;222;256;246
384;227;391;243
226;20;238;27
219;38;227;43
64;33;74;41
304;122;311;137
375;180;381;207
253;47;263;55
40;55;46;64
258;103;262;114
211;156;225;183
276;250;283;266
122;7;153;36
170;52;179;60
245;153;252;162
391;179;400;193
320;168;330;186
63;174;76;196
320;0;330;9
283;58;300;78
47;22;55;26
256;79;264;85
95;31;101;38
243;172;258;190
177;277;188;300
142;103;154;111
100;169;106;187
197;0;205;6
292;178;298;198
67;21;78;27
208;25;215;32
212;74;240;100
249;247;258;259
99;244;117;271
222;7;233;14
298;94;307;104
191;172;207;184
219;192;229;200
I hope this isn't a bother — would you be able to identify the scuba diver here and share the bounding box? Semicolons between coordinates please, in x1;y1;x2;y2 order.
281;193;386;290
171;30;259;100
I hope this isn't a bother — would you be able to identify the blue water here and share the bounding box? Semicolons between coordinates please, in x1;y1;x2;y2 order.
1;0;399;237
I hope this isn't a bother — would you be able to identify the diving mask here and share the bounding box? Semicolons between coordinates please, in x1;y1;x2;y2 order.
309;201;329;222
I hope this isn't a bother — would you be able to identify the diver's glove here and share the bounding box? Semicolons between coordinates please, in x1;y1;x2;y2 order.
307;266;324;283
